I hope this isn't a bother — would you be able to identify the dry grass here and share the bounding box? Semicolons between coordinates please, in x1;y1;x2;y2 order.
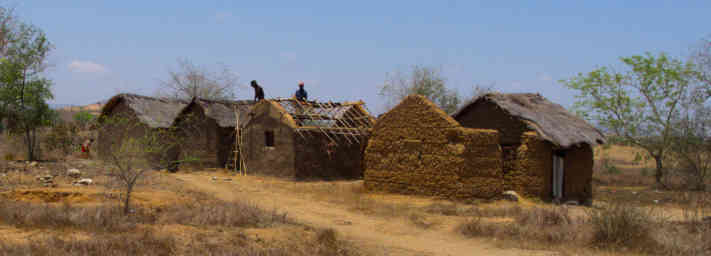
587;203;659;251
457;202;711;255
0;230;175;256
0;190;363;256
0;191;289;233
458;205;584;249
0;227;363;256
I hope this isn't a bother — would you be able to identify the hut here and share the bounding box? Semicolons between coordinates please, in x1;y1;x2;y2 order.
363;95;504;200
242;99;374;179
172;98;255;169
97;94;188;169
453;93;606;203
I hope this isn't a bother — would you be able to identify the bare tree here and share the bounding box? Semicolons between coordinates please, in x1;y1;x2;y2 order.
669;104;711;191
691;35;711;96
158;58;239;101
379;65;460;114
98;112;205;214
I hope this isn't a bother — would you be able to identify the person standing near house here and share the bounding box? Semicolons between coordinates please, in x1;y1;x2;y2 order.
295;81;308;102
81;138;94;159
251;80;265;101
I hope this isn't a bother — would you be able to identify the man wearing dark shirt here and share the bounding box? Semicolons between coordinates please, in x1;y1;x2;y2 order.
251;80;264;101
295;81;307;101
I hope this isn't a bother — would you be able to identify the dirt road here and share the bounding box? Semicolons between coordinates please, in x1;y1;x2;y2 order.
175;173;556;256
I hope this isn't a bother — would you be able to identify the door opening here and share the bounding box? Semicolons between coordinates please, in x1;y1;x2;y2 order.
552;152;565;200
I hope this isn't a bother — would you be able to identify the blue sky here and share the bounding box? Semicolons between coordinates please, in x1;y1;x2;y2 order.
16;1;711;114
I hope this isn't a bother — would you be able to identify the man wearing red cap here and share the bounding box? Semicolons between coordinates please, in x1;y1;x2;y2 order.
295;81;308;102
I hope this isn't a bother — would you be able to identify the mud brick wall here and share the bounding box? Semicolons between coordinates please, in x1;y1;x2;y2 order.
509;131;553;199
175;105;222;169
243;101;296;177
293;131;364;180
363;95;504;200
455;100;532;145
563;145;593;202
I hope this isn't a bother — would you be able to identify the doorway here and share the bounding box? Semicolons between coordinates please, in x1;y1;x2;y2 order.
552;152;565;200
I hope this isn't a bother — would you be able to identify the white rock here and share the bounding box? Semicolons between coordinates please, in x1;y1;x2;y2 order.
502;190;520;202
73;178;93;186
67;169;81;178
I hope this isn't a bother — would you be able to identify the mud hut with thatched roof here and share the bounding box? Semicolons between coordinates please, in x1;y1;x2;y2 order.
97;94;188;168
453;93;606;203
363;95;504;200
241;99;374;179
172;98;255;169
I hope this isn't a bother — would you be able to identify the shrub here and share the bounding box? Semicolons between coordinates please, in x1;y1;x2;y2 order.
159;199;288;228
0;231;175;256
587;203;658;250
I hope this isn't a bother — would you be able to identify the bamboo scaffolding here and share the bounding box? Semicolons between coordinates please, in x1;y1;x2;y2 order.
275;99;374;146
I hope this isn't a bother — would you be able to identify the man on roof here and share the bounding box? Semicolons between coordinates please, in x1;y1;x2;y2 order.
251;80;264;101
295;81;308;102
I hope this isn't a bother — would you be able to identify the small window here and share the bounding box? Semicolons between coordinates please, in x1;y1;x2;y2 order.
265;131;275;147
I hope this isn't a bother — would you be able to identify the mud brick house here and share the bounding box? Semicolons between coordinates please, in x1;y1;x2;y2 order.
173;98;255;169
242;99;374;179
363;95;504;200
97;94;188;169
453;93;606;203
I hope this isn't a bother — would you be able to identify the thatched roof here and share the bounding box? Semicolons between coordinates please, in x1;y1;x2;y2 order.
185;98;256;128
100;94;188;128
452;93;605;148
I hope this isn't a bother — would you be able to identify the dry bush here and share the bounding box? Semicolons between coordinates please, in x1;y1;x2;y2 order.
0;231;175;256
515;207;573;226
0;193;289;232
0;200;154;233
463;205;523;218
408;212;438;229
159;197;289;228
459;206;583;247
181;228;362;256
587;203;659;251
422;201;461;216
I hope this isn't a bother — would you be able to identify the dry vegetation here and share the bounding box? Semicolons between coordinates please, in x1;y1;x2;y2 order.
2;124;710;256
0;153;362;256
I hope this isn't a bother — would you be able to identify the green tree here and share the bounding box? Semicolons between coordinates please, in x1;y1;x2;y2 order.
0;19;53;161
73;110;96;128
561;52;707;187
379;65;461;114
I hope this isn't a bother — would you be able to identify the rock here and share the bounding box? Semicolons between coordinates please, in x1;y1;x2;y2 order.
67;169;81;178
73;178;93;186
502;190;520;202
36;175;53;182
564;200;579;206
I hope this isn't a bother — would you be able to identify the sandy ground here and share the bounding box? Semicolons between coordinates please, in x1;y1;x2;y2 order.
175;173;557;256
